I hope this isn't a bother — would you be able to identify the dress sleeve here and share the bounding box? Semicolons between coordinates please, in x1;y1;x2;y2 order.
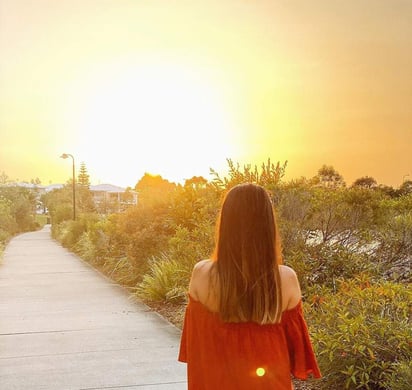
178;303;189;363
281;301;322;380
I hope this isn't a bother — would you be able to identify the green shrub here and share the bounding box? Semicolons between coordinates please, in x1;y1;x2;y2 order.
101;256;140;286
305;276;411;389
372;213;412;283
35;214;48;227
59;220;86;248
51;204;72;225
136;253;188;304
0;228;11;245
74;231;96;262
113;205;175;276
0;241;5;262
286;245;377;292
381;360;412;390
168;223;214;267
53;213;99;249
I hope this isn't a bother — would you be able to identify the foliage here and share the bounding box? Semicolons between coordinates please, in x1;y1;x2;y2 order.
315;164;346;188
42;186;74;224
399;180;412;195
48;160;412;389
0;183;41;257
210;158;287;190
0;186;39;236
306;277;411;389
168;181;220;231
77;162;90;187
0;196;17;240
370;194;412;283
43;182;96;223
380;360;412;390
114;204;175;278
286;246;376;292
134;173;176;206
77;186;96;213
352;176;378;189
136;253;187;304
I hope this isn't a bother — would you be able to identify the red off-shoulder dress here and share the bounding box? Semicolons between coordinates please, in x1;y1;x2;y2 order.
178;295;321;389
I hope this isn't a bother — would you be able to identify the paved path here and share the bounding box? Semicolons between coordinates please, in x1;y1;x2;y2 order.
0;226;187;390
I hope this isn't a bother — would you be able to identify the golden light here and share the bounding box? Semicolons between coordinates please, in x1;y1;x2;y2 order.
256;367;266;377
64;61;237;185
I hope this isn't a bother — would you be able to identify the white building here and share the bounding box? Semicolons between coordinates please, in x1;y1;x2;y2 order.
90;184;138;213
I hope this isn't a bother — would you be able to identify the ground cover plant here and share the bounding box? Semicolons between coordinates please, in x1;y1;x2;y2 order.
0;182;42;257
48;160;412;389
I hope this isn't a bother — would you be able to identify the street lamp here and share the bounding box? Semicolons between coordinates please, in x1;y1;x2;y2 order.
60;153;76;220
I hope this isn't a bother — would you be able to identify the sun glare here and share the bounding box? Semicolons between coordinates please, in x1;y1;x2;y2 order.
65;62;236;185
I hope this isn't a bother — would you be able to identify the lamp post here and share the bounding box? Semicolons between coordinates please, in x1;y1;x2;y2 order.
60;153;76;220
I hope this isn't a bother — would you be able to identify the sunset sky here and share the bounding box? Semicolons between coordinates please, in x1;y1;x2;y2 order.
1;0;411;188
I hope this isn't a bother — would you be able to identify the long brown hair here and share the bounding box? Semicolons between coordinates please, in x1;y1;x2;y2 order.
212;183;283;324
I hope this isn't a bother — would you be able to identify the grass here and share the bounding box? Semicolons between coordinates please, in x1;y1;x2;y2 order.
35;214;49;226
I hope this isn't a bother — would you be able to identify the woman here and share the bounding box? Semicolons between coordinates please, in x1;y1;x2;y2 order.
178;183;321;389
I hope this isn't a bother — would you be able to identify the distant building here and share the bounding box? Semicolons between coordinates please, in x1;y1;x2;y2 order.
1;182;137;215
90;184;138;213
0;182;59;214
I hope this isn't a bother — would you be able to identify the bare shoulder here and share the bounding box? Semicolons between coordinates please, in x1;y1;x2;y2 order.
193;259;213;272
279;264;298;280
278;265;302;310
189;259;214;300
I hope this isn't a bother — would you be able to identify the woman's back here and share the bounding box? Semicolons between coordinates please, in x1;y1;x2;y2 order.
189;260;302;321
179;260;321;389
178;184;321;388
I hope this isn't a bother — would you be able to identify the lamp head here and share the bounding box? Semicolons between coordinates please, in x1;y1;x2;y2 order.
60;153;69;159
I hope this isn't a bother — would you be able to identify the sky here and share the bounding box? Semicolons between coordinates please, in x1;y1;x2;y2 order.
1;0;411;188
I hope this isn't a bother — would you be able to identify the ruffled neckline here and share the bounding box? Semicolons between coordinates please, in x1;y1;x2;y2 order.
188;293;303;326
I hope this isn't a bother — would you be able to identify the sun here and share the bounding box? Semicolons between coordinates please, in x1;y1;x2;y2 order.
64;62;237;186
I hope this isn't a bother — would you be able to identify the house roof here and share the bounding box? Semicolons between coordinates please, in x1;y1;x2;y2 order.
45;184;64;191
90;184;129;193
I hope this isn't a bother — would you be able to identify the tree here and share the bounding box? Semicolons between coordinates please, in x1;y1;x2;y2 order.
316;165;345;188
184;176;208;189
135;173;176;206
377;184;398;198
210;158;287;190
78;162;90;187
0;186;37;232
0;171;9;184
0;196;18;239
30;177;42;185
41;187;73;224
77;186;96;213
399;180;412;195
352;176;377;189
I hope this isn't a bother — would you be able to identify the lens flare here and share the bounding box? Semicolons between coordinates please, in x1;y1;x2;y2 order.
256;367;265;377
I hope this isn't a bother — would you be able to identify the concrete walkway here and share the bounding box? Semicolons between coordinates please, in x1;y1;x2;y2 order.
0;226;187;390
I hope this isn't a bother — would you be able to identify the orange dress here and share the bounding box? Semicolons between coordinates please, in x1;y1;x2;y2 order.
178;295;321;389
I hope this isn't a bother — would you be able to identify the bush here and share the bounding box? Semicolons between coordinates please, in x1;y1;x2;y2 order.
305;276;411;389
101;256;141;286
381;360;412;390
53;213;99;248
372;213;412;283
74;231;96;262
136;253;187;304
114;205;175;276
